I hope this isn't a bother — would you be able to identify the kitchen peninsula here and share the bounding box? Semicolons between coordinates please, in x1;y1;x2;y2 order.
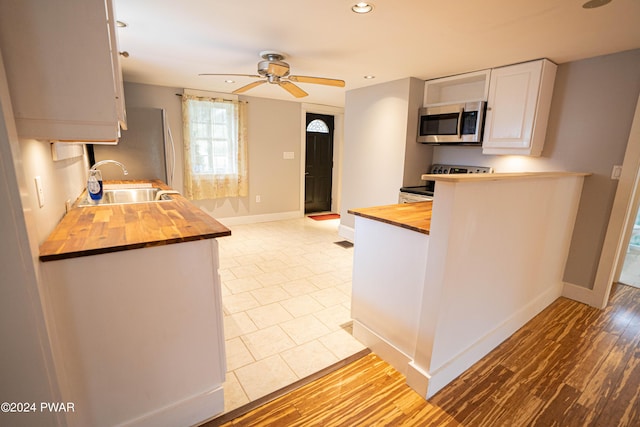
39;181;230;427
349;172;588;399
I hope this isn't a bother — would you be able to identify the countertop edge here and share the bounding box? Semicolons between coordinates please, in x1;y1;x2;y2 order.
39;231;232;262
348;202;432;235
351;212;429;235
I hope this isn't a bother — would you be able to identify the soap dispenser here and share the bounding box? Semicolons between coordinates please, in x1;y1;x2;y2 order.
87;169;103;201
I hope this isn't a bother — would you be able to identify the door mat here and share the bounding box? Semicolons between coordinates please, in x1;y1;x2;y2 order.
308;213;340;221
334;240;354;248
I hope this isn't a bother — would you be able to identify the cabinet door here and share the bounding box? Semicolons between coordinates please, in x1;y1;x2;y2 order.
106;0;127;131
483;61;543;151
0;0;125;142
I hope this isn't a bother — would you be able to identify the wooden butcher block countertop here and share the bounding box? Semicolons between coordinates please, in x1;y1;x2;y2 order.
39;180;231;262
349;201;433;235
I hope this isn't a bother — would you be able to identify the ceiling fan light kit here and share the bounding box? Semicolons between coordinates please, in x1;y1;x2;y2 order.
199;51;345;98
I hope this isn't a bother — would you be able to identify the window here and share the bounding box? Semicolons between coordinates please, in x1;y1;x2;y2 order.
190;101;237;175
306;119;330;133
182;94;248;200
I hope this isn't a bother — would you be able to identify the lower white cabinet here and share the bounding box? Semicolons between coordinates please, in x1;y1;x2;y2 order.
351;217;429;370
482;59;557;156
40;239;226;427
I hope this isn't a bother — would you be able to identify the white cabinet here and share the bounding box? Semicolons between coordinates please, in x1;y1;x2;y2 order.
424;69;490;106
482;59;557;156
0;0;126;143
40;240;226;426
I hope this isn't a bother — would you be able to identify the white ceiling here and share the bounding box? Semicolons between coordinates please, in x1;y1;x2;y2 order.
114;0;640;108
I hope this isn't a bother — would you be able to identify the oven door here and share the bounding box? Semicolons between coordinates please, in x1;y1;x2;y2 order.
399;192;433;203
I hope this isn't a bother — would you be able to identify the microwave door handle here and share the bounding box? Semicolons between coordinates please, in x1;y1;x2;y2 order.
457;107;464;138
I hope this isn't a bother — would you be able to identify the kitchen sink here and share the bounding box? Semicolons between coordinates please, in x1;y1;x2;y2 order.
78;187;177;207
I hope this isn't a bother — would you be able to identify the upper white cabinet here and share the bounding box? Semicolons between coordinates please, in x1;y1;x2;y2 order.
424;69;490;106
0;0;126;143
482;59;557;156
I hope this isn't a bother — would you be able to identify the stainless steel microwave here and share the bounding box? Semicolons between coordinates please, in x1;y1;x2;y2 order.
417;101;486;144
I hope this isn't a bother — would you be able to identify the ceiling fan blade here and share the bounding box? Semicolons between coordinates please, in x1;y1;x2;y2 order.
288;75;345;87
279;81;308;98
198;73;262;78
267;62;290;77
232;80;267;94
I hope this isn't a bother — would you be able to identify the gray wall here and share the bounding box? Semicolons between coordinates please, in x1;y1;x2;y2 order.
431;48;640;289
123;82;304;219
403;78;434;186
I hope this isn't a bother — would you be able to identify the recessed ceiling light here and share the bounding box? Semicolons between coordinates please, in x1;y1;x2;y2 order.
352;2;374;14
364;75;376;79
582;0;612;9
224;79;235;84
116;20;127;28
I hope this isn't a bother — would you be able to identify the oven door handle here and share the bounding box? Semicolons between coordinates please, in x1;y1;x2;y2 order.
457;107;464;138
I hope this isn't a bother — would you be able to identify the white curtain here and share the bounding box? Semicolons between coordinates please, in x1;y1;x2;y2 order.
182;94;248;200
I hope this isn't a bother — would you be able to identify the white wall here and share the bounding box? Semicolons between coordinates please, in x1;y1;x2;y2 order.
340;77;432;232
19;139;88;244
0;50;62;427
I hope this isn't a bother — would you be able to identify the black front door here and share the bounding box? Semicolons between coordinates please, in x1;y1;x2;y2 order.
305;113;334;214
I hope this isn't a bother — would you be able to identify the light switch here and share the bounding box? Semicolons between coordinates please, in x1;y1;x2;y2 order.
34;176;45;207
611;165;623;180
283;152;295;160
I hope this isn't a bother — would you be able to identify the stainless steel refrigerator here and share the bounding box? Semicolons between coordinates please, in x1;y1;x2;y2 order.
93;107;171;183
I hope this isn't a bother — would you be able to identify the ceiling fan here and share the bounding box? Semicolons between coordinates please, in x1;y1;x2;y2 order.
199;51;345;98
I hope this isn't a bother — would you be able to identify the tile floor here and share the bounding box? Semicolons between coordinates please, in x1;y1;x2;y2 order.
217;216;366;413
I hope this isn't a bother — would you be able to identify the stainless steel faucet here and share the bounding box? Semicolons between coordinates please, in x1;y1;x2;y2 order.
90;160;129;175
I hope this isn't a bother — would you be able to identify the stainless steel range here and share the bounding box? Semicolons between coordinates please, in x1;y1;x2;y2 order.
399;164;493;203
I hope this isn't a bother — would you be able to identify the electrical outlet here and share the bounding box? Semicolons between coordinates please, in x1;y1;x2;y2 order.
34;176;45;208
255;195;261;203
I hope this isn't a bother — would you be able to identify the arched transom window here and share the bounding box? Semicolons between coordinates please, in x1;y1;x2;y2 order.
306;119;329;134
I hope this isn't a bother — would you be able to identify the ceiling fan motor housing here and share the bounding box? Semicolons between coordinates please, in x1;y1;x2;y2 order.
258;52;290;78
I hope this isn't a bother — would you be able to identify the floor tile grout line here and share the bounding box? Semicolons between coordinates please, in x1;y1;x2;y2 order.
218;217;364;412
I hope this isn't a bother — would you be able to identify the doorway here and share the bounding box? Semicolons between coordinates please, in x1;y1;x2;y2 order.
304;113;334;214
619;212;640;288
618;190;640;289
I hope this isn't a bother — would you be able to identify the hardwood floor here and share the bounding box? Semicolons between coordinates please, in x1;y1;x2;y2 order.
208;283;640;426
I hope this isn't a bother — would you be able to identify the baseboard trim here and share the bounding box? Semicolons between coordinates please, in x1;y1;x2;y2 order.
216;211;303;226
352;320;412;376
338;224;355;242
562;281;599;307
120;385;224;427
425;284;562;398
406;361;431;398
